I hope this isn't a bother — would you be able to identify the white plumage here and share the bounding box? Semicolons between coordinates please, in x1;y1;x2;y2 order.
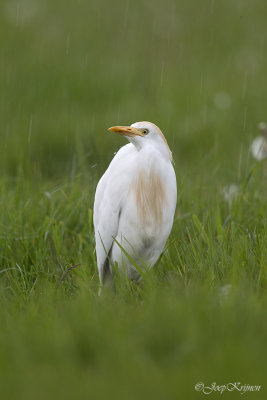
93;121;177;287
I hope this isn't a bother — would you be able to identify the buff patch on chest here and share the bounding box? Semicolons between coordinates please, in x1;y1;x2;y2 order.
133;168;166;227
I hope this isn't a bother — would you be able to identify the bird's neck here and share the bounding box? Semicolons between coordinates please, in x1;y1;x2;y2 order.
133;141;171;163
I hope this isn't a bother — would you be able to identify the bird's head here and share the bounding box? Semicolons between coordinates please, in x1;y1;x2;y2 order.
108;121;172;161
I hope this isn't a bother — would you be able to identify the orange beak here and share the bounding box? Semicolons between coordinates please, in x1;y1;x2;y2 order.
108;126;144;138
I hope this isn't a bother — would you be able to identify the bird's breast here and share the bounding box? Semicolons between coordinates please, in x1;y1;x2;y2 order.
131;168;167;229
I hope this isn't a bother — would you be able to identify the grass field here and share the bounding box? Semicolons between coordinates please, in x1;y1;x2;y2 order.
0;0;267;398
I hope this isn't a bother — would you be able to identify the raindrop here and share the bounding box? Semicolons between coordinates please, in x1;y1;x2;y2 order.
238;144;243;181
209;30;214;48
242;72;248;98
4;0;39;26
160;62;165;87
210;0;214;14
5;127;9;149
243;107;247;131
117;105;121;122
202;105;208;125
66;33;71;55
28;114;33;144
200;73;204;94
16;3;20;26
124;0;129;28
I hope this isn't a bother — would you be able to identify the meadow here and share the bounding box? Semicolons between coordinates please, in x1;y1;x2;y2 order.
0;0;267;398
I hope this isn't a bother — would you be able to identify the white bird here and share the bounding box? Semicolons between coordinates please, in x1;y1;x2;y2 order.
93;121;177;288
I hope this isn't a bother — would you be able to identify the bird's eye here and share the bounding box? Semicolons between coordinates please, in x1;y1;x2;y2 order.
142;129;149;135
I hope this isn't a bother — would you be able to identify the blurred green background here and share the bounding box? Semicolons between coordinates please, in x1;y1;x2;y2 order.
0;0;267;399
1;0;266;178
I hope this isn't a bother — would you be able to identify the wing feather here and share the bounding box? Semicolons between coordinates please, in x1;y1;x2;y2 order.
93;143;134;284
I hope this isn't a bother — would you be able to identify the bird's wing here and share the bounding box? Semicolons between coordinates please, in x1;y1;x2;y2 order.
93;144;134;284
93;175;120;284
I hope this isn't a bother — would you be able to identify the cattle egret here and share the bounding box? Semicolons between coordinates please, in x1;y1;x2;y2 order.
93;121;177;288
